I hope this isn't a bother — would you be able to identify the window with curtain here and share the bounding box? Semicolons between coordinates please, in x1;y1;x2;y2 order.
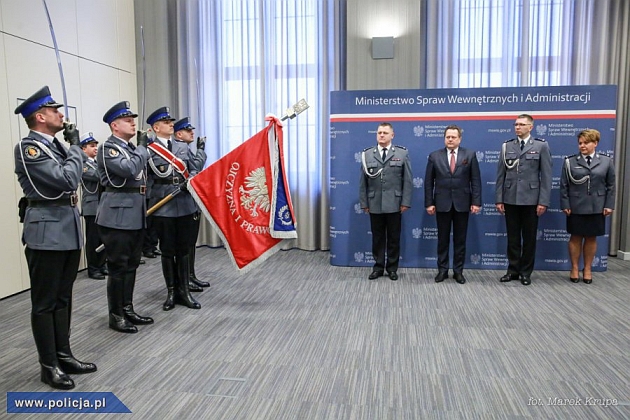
429;0;599;88
196;0;335;250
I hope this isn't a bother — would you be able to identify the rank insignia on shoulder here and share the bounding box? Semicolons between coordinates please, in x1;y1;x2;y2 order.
24;145;41;159
362;146;372;152
394;145;407;150
534;138;546;142
108;148;119;157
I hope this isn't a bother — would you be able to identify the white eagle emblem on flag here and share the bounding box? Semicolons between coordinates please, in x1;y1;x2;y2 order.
239;167;271;217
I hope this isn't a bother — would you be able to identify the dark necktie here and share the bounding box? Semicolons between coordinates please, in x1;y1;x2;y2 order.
381;147;387;161
586;155;591;166
127;141;136;151
520;140;525;151
167;139;172;151
52;138;67;158
450;150;456;174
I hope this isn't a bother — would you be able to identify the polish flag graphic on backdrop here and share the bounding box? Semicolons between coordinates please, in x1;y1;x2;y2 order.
188;116;297;271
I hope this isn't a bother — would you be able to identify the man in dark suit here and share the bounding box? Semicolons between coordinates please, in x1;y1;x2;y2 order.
425;125;481;284
495;114;552;285
359;122;413;281
14;86;96;389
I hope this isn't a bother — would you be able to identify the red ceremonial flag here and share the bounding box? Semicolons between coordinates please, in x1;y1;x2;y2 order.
188;116;297;271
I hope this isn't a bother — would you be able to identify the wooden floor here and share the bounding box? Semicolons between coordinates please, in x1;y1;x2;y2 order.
1;247;629;419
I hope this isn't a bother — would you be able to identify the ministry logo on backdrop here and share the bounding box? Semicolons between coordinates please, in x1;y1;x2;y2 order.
537;229;544;240
354;252;365;263
413;177;424;189
476;151;484;162
354;203;363;214
354;152;362;163
470;254;481;265
536;124;548;137
413;126;425;137
412;227;422;239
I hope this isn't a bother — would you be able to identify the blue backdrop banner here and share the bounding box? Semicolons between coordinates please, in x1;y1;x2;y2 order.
329;85;617;272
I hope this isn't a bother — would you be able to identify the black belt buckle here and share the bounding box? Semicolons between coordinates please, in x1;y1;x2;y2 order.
70;194;78;207
172;178;180;185
140;185;146;195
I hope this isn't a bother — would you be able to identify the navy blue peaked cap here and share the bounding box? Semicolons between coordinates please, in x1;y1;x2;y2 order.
147;107;176;126
174;117;195;132
103;101;138;124
14;86;63;118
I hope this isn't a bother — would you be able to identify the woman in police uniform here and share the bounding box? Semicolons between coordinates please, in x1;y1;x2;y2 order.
560;129;615;284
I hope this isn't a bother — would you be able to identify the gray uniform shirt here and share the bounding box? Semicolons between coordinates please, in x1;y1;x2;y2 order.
495;137;552;206
147;138;204;218
14;130;84;250
359;145;413;213
80;156;99;216
95;135;149;230
560;153;615;214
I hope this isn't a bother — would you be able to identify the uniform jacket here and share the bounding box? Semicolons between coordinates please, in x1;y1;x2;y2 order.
147;138;205;218
95;135;149;230
560;153;615;214
495;137;552;206
359;144;413;214
80;155;99;216
425;147;482;212
14;130;84;250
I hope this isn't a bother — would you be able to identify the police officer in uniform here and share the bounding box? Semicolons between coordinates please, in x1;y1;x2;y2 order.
79;132;107;280
173;117;209;289
560;129;615;284
495;114;552;285
359;122;413;281
14;86;96;389
146;107;201;310
97;101;153;333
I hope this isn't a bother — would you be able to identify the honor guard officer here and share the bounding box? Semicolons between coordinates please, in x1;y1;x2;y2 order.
173;117;209;290
97;101;153;333
146;107;201;310
359;122;413;281
495;114;552;285
14;86;97;389
79;132;107;280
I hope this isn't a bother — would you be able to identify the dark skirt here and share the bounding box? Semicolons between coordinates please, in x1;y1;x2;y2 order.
566;213;605;237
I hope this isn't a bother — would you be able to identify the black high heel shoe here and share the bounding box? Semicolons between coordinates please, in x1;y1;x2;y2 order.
582;270;592;284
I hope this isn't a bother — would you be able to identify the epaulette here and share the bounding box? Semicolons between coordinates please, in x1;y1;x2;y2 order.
534;138;546;142
362;146;373;152
394;145;407;150
504;138;516;143
564;154;578;159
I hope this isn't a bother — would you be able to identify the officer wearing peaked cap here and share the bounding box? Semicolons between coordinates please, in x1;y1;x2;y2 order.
173;117;209;290
146;107;202;311
97;101;154;333
79;132;107;280
359;122;413;282
14;86;96;390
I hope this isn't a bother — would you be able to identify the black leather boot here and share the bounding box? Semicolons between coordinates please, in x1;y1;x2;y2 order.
53;308;97;374
189;245;210;288
107;275;138;333
174;254;201;309
188;280;203;292
32;313;75;389
122;271;154;325
162;256;176;311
